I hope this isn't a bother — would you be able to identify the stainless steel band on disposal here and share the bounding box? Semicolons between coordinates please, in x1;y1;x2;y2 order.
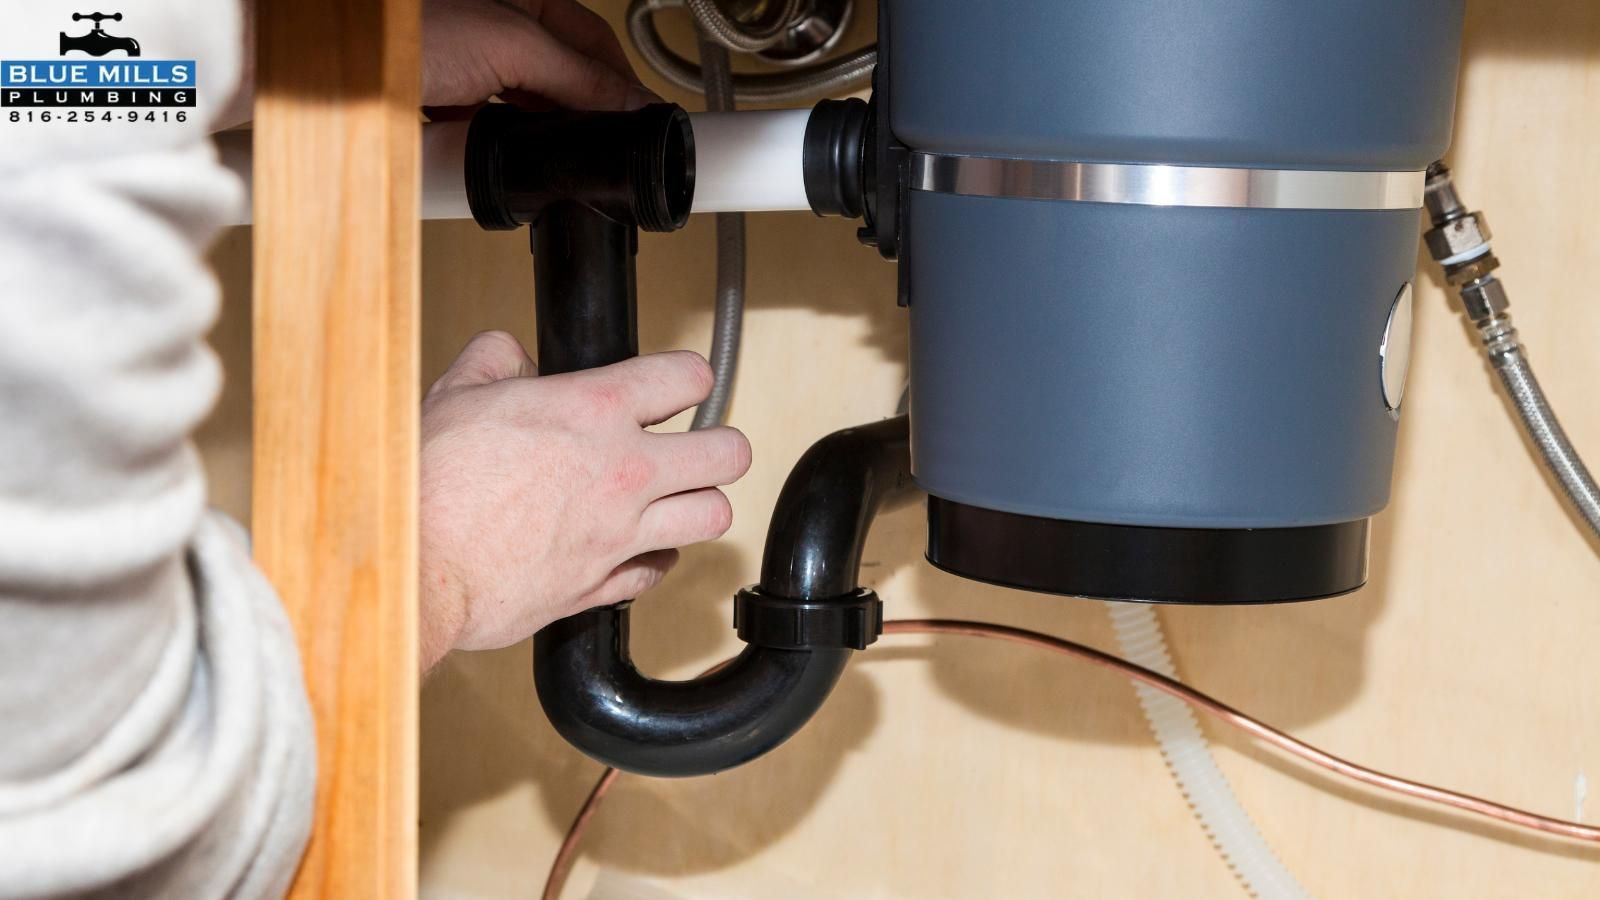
910;152;1426;211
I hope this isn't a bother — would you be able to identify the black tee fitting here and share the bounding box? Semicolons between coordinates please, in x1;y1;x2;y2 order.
465;102;695;232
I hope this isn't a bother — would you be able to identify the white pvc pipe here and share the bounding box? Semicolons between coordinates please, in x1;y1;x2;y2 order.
1106;602;1311;900
687;109;812;213
216;110;817;226
214;121;474;226
421;121;472;220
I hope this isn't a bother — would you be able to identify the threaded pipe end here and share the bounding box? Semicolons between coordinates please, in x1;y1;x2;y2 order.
630;104;695;232
464;106;520;230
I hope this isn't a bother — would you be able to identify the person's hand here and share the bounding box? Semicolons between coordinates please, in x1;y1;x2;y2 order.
221;0;654;130
418;332;752;672
423;0;657;112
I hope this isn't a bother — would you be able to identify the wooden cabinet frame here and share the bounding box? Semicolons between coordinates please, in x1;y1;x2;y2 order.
252;1;421;895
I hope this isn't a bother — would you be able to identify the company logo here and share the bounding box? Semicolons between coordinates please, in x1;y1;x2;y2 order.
3;10;197;113
60;12;141;57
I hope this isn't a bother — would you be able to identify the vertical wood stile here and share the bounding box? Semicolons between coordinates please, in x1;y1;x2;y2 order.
253;0;421;895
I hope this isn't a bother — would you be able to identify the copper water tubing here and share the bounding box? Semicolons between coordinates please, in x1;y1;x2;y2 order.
542;618;1600;898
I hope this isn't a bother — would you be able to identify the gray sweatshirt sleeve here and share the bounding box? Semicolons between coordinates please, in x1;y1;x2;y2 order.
0;3;315;897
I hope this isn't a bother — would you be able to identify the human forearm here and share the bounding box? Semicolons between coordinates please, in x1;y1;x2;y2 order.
216;0;654;134
216;0;256;131
0;3;313;894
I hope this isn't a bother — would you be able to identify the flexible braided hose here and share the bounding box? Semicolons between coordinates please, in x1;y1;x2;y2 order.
1486;335;1600;539
1423;164;1600;545
688;32;745;430
683;0;802;52
626;0;876;104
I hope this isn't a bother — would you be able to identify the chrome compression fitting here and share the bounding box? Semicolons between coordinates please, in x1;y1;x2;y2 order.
1425;162;1600;539
1424;162;1505;329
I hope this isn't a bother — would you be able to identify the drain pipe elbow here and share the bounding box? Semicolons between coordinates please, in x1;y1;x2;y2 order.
756;415;916;599
533;616;852;777
534;416;913;777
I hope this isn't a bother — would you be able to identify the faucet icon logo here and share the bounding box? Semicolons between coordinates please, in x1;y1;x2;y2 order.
60;12;142;58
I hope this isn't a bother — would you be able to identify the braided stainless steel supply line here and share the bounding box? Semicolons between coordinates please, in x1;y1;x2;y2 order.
626;0;876;104
683;0;803;52
688;31;745;430
1491;333;1600;538
1424;164;1600;541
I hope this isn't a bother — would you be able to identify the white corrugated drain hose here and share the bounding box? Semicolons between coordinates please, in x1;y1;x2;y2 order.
1106;602;1311;900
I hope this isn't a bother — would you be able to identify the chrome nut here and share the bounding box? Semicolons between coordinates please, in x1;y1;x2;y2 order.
1443;251;1500;286
1424;212;1492;262
1459;277;1510;323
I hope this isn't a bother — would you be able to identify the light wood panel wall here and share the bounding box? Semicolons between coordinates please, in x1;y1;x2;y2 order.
251;0;421;894
202;1;1599;897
